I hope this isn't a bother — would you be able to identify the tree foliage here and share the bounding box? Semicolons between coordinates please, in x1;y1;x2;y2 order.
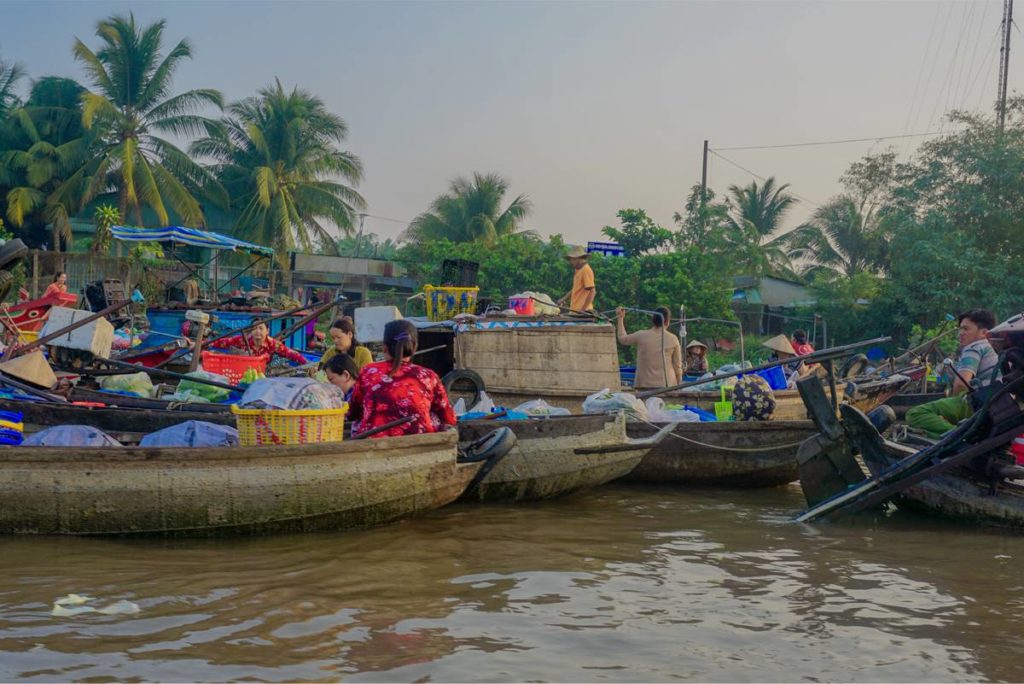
600;208;673;256
405;172;532;244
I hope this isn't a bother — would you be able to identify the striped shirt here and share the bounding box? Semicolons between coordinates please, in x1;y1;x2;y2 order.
957;339;998;388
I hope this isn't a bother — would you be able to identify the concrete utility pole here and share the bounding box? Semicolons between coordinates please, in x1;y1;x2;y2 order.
998;0;1014;129
700;140;709;206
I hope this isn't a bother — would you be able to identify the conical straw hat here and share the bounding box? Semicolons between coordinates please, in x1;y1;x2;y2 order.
686;339;708;350
762;334;796;355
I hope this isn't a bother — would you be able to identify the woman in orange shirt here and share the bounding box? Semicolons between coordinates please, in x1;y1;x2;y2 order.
43;272;67;298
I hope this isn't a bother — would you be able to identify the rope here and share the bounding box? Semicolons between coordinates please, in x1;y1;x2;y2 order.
635;418;807;453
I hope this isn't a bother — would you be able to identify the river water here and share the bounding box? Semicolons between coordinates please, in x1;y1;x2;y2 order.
2;483;1024;682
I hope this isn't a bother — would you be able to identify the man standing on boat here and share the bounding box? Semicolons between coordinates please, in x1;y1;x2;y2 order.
558;246;596;313
213;321;308;365
615;306;682;389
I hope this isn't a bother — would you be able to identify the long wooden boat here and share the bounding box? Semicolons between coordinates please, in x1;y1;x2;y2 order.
860;437;1024;527
68;386;232;413
457;413;671;502
624;419;817;487
0;397;234;443
0;431;481;536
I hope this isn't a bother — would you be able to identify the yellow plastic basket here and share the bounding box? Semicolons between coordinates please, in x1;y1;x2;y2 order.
424;285;479;322
231;405;348;446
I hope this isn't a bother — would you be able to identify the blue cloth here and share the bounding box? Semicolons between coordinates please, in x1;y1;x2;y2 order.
140;420;239;448
22;425;121;447
112;225;273;257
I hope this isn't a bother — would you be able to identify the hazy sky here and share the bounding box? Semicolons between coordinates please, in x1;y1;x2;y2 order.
2;0;1017;244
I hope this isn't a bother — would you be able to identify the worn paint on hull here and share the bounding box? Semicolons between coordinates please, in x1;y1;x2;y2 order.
0;432;478;536
625;420;817;487
459;414;645;502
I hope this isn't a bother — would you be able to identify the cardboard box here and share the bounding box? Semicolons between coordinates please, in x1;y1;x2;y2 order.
354;306;402;343
40;307;114;359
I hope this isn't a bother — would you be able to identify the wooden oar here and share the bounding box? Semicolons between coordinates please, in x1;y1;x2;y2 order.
636;336;891;399
350;415;417;440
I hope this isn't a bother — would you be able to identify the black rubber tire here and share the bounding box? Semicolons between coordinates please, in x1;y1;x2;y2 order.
459;426;517;463
442;368;485;408
0;270;15;303
839;353;868;379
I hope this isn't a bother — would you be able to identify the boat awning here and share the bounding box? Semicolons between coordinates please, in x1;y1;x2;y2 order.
111;226;274;257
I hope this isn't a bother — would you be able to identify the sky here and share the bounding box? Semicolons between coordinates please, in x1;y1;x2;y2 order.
2;0;1018;245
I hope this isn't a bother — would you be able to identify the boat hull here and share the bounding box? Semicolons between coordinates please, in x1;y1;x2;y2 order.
458;414;645;502
625;420;815;487
0;432;476;536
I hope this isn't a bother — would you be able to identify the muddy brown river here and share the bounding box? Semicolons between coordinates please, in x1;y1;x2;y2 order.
2;484;1023;682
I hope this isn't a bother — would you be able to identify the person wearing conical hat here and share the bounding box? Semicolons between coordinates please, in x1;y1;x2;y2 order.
557;246;596;313
763;333;810;385
684;339;709;375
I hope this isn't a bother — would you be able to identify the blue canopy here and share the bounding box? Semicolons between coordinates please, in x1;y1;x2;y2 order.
111;225;273;257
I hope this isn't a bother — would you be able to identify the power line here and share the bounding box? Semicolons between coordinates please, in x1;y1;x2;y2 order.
707;149;821;208
713;130;948;152
362;213;411;226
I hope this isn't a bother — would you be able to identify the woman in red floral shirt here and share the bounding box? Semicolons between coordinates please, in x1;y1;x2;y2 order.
348;320;456;439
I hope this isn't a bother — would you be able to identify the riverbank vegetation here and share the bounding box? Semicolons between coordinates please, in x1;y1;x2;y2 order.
2;13;1024;349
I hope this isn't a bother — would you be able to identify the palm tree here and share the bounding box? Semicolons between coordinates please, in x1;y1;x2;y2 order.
192;80;365;263
1;77;91;248
782;195;890;280
0;55;24;119
71;13;224;227
405;172;532;243
726;177;799;278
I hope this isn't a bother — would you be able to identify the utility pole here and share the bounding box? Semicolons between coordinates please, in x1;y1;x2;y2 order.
700;140;709;206
998;0;1014;130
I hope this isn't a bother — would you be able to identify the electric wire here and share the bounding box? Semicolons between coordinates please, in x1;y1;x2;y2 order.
708;149;821;208
899;0;945;156
713;130;947;152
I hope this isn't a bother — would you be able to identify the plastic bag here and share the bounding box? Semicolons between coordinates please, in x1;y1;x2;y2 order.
22;425;122;447
98;371;153;398
140;420;239;448
453;398;467;417
240;377;345;410
582;388;648;420
176;370;231;403
525;292;560;316
468;391;495;414
514;398;572;417
644;397;700;423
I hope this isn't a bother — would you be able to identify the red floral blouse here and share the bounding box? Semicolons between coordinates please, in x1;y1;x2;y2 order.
348;361;457;438
214;334;308;365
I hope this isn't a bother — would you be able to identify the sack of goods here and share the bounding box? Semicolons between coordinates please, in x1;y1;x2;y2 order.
22;425;121;447
140;420;239;448
582;389;649;421
239;377;346;410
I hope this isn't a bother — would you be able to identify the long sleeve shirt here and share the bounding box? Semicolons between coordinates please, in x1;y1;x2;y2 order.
618;327;682;389
214;334;308;365
348;360;456;438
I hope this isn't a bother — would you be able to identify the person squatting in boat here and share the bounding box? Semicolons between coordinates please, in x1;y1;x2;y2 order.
213;321;308;365
615;306;682;389
324;352;360;402
906;308;999;439
347;319;457;439
318;317;373;372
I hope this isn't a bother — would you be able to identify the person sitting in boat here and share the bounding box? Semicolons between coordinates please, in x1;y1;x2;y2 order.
318;317;373;372
791;329;814;356
615;306;682;389
213;321;308;365
684;340;709;376
763;334;811;387
347;319;456;439
323;352;360;402
43;272;67;298
907;309;998;438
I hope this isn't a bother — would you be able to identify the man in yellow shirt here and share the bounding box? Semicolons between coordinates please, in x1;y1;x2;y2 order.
558;246;596;313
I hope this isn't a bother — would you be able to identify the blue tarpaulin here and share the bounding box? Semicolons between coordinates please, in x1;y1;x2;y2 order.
111;225;273;257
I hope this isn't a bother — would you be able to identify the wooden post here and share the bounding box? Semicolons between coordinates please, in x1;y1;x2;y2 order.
31;251;39;299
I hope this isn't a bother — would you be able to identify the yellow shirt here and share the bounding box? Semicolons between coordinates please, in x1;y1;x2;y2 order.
319;344;373;371
570;263;596;311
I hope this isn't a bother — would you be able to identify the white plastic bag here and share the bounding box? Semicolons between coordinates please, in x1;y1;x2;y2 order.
582;388;648;420
453;398;467;417
644;397;700;423
469;391;495;414
514;398;572;417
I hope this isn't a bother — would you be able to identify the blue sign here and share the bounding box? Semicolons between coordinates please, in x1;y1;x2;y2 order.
587;241;625;257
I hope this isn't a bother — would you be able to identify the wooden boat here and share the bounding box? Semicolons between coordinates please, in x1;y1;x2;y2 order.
0;397;234;443
883;391;944;419
0;431;482;536
624;419;817;487
3;291;78;332
456;413;672;502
